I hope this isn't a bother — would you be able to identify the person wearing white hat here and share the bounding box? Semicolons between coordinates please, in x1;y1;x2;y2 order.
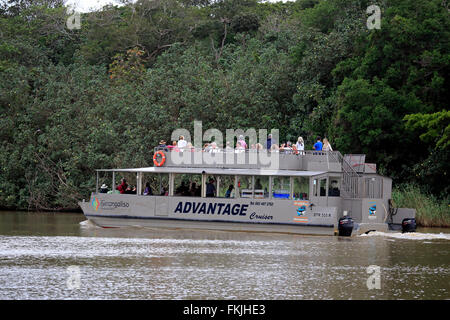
99;184;109;193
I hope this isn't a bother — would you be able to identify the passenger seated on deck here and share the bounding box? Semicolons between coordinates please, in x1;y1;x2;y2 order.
168;141;178;151
189;182;197;197
156;140;169;152
176;181;188;196
143;182;153;196
125;185;136;194
328;180;340;197
235;141;245;153
99;184;108;193
195;185;201;197
186;142;195;152
255;178;262;190
206;178;216;197
270;144;279;152
225;185;234;198
107;188;120;194
209;142;219;153
284;141;293;154
116;178;128;194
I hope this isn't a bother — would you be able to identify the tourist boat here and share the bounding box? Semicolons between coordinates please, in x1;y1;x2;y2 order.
79;149;416;236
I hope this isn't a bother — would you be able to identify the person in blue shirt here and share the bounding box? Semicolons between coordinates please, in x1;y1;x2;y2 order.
266;133;272;150
225;185;234;198
206;178;216;197
313;136;323;151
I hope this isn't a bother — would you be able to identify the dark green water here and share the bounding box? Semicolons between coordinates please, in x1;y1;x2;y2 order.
0;211;449;299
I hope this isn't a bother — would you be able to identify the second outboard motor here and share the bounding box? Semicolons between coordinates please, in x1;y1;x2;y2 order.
402;218;416;233
338;217;354;237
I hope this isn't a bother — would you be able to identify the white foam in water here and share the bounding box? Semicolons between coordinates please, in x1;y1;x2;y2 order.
360;231;450;240
79;219;100;229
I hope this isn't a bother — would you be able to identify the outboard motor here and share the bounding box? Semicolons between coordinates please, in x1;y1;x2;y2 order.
402;218;416;233
338;217;354;237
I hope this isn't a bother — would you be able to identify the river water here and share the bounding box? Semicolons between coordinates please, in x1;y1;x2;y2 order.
0;211;449;300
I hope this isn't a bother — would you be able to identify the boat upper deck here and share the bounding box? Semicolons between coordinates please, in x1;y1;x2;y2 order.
150;149;377;174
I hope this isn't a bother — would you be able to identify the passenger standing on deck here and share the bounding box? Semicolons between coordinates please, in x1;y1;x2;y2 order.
285;141;293;154
266;134;272;150
313;137;323;151
323;138;333;151
177;135;187;150
296;137;305;154
206;178;216;197
237;135;247;149
116;178;128;194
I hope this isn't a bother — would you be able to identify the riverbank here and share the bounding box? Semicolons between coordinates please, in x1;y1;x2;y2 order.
392;185;450;228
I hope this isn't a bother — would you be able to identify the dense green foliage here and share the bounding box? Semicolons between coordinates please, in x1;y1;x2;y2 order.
392;184;450;228
0;0;448;210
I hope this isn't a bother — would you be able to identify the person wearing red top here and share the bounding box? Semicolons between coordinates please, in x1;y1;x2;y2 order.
116;178;128;194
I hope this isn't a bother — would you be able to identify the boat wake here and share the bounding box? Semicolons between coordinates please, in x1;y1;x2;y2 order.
360;231;450;240
79;219;100;229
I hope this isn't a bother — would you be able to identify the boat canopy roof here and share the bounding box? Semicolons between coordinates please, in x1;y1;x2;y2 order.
96;167;326;177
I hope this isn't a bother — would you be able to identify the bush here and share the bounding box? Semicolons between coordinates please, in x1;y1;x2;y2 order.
392;184;450;227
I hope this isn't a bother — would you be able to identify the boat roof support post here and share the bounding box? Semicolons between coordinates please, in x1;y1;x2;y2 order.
268;176;273;199
169;173;174;197
216;176;220;198
201;173;206;198
251;176;255;198
137;172;142;196
112;171;115;192
96;171;99;195
290;176;294;200
234;175;239;199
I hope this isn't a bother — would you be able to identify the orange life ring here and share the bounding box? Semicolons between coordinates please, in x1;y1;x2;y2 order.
153;150;166;167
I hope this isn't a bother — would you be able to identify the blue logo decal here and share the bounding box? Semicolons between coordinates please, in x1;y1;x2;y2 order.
296;205;306;216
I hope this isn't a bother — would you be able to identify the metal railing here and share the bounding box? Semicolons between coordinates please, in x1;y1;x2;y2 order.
328;151;361;199
154;147;367;198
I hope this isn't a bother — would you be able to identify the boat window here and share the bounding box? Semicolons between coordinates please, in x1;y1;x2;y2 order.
328;177;341;197
205;175;217;197
174;173;201;197
112;172;138;195
97;171;114;194
293;177;309;200
238;176;253;198
217;175;235;198
313;179;318;197
272;176;291;200
320;178;327;197
363;177;383;199
141;173;161;196
254;176;269;199
158;173;170;196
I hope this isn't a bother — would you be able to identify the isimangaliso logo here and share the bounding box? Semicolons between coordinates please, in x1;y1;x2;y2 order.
91;196;100;211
